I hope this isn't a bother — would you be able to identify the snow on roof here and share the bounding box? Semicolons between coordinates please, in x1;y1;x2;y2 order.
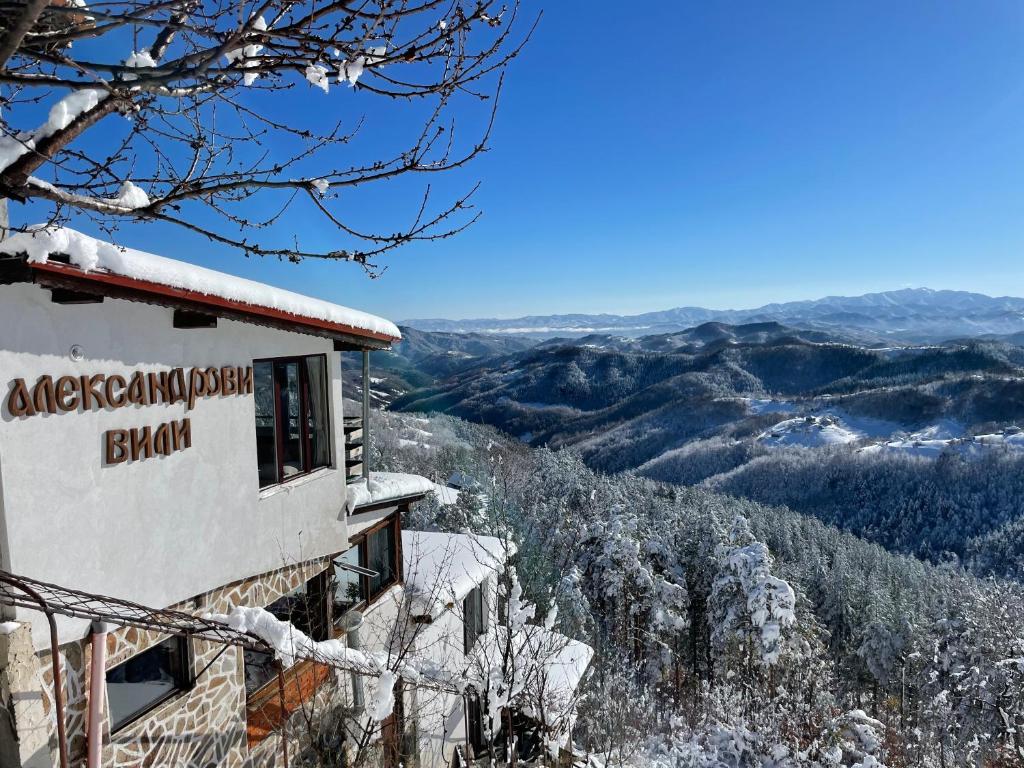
447;470;483;490
0;226;400;341
346;472;435;513
474;625;593;735
432;483;461;506
402;530;508;619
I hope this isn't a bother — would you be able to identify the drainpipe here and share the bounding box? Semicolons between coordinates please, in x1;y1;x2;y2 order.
342;611;365;711
48;612;70;768
87;621;113;768
0;573;72;768
361;350;370;480
276;662;289;768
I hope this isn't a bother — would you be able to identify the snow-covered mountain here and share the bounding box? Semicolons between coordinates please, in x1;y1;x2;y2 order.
404;288;1024;343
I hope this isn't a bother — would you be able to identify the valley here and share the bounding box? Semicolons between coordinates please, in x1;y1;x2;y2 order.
371;289;1024;579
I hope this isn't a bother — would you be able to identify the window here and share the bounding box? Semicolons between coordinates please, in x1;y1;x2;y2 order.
333;545;367;617
339;516;402;609
106;636;192;732
244;573;330;696
254;355;332;488
367;521;399;598
466;692;488;755
463;584;486;654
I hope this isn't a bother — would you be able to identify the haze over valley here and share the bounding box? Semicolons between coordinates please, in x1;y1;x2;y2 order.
403;287;1024;344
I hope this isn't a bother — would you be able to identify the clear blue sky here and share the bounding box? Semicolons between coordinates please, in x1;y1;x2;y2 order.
17;1;1024;321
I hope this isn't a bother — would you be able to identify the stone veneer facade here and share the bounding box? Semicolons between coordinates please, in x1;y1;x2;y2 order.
0;556;347;768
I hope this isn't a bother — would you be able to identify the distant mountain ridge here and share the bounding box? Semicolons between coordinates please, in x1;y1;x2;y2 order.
404;288;1024;343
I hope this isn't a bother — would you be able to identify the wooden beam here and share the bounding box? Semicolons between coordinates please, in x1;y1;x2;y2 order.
173;309;217;329
50;287;103;305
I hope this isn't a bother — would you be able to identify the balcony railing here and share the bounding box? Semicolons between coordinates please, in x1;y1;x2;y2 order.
346;348;372;485
344;416;364;484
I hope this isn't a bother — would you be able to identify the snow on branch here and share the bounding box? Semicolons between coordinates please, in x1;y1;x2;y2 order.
206;604;451;721
0;0;537;270
710;516;797;666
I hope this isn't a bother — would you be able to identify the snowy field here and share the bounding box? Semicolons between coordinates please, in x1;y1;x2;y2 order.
757;415;862;447
756;408;1024;458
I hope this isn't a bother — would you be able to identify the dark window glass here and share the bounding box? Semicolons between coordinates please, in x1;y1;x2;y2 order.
334;546;366;618
278;360;304;479
244;574;330;696
304;355;331;470
106;636;190;732
368;522;398;597
463;585;486;653
254;362;277;488
466;692;487;753
253;355;332;487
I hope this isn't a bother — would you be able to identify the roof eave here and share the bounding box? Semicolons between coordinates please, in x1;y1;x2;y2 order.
349;491;430;515
14;259;398;349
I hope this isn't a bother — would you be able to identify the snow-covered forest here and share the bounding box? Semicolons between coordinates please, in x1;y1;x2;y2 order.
633;440;1024;580
372;409;1024;768
698;446;1024;579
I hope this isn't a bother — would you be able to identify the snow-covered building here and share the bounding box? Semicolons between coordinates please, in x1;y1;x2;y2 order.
369;530;593;767
0;229;416;767
0;229;592;768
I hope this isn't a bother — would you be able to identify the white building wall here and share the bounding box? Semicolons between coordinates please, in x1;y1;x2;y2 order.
350;567;502;768
0;282;351;642
351;583;473;767
414;611;471;767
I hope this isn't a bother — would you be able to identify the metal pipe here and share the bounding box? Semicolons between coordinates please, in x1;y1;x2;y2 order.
87;621;112;768
46;611;70;768
361;349;370;479
276;663;289;768
0;572;71;768
343;611;364;711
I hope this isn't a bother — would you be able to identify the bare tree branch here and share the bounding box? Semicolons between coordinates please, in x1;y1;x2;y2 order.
0;0;537;271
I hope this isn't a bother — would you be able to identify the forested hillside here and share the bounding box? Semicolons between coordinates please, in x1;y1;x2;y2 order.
702;448;1024;578
372;410;1024;767
391;329;1024;467
386;326;1024;578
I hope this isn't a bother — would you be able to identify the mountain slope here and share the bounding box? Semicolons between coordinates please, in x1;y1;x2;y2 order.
392;323;1024;472
343;325;535;405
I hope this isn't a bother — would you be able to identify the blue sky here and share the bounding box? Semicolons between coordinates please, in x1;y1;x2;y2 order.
15;1;1024;321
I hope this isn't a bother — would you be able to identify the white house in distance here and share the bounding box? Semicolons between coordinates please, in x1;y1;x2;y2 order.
0;227;592;768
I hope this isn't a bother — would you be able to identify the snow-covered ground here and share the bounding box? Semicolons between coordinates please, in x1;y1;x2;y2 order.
757;409;1024;458
861;428;1024;458
757;415;862;447
398;438;432;450
742;397;800;415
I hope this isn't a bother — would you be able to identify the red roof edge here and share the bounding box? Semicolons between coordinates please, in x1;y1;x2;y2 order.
27;260;399;346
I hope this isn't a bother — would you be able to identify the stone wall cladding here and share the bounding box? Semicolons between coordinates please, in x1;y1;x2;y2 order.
15;557;334;768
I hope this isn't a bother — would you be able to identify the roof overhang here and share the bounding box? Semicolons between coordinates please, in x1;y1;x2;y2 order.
0;254;396;350
349;491;430;516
